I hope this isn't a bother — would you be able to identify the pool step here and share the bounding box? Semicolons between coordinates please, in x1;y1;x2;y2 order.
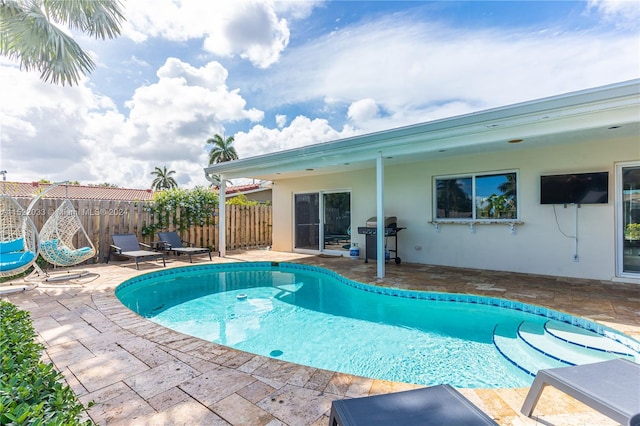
493;322;564;376
493;321;638;377
518;321;628;366
544;321;639;359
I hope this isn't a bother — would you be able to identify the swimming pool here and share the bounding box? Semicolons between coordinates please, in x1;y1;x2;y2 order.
116;262;640;389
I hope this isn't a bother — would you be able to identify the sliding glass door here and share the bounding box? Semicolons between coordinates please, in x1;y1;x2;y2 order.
294;193;320;250
322;192;351;253
617;162;640;278
294;191;351;253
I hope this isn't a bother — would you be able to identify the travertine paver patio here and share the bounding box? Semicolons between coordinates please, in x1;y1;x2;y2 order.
2;250;639;425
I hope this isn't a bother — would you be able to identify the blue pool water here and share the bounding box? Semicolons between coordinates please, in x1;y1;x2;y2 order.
116;262;640;389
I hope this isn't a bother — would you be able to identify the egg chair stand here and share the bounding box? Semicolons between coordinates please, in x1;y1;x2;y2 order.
26;183;96;282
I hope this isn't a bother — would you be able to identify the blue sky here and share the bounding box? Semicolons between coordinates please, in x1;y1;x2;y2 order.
1;0;638;189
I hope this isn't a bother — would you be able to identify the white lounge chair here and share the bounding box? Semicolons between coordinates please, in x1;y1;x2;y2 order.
521;358;640;426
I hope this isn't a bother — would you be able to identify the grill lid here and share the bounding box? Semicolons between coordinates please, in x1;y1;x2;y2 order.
365;216;397;228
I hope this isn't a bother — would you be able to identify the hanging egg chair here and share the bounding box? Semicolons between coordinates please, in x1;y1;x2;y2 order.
0;194;39;278
24;182;96;281
38;199;96;267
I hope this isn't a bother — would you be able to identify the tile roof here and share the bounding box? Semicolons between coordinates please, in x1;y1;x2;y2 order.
219;181;273;195
1;182;155;201
226;183;261;194
1;181;272;201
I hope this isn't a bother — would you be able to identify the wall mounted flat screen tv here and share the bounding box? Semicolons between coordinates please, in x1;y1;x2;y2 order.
540;172;609;204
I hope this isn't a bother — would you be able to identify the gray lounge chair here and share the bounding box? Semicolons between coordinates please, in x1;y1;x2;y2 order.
521;358;640;425
329;384;498;426
106;233;165;270
157;231;212;263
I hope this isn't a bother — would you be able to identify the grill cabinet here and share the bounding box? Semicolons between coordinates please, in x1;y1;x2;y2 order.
357;216;404;264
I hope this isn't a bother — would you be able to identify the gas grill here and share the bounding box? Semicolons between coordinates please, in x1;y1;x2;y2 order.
357;216;405;264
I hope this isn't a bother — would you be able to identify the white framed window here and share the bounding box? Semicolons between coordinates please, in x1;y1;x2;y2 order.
434;170;519;221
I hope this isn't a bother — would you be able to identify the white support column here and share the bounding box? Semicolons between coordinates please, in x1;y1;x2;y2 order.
219;176;226;257
376;152;385;279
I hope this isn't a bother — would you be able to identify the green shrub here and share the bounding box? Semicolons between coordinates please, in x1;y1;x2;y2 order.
0;301;93;425
225;193;260;206
141;186;219;237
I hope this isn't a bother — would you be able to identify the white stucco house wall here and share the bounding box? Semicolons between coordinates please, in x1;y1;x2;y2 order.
205;80;640;283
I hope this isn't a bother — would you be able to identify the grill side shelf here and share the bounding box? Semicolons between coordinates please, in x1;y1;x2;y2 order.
357;227;405;236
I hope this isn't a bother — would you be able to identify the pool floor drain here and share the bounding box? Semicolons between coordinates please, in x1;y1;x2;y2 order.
269;350;283;357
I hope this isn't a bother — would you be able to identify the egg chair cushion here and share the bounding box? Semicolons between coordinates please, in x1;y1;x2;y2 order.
0;250;36;272
0;238;24;254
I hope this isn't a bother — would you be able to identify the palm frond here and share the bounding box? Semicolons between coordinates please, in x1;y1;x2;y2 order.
0;0;123;85
2;2;95;85
44;0;124;39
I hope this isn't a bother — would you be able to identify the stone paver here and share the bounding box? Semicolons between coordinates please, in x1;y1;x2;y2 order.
256;385;337;426
69;350;150;393
2;250;638;425
212;393;279;426
125;359;201;400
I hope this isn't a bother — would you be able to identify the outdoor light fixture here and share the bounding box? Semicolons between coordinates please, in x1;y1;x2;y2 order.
508;139;523;144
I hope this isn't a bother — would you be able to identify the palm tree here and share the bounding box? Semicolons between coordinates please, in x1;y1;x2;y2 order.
0;0;124;86
151;166;178;191
207;134;238;165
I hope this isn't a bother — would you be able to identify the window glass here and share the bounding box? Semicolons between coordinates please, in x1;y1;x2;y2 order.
435;172;518;220
323;192;351;252
476;173;517;219
436;177;472;218
294;193;319;249
622;165;640;274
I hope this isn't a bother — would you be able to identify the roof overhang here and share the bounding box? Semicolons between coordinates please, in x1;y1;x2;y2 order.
204;79;640;181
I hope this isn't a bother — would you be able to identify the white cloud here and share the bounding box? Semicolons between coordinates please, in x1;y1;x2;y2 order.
121;0;307;68
254;9;639;131
347;98;379;124
274;0;325;20
0;58;264;189
0;66;102;182
234;116;357;158
204;0;290;69
587;0;640;29
275;114;287;128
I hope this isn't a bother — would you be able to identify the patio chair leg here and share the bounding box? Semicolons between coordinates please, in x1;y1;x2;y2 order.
521;376;548;417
